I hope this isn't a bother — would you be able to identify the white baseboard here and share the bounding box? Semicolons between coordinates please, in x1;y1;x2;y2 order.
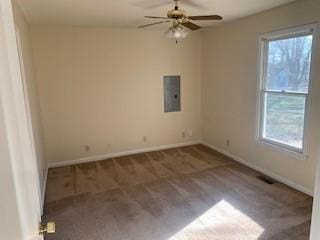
41;165;48;215
48;140;202;168
201;141;314;196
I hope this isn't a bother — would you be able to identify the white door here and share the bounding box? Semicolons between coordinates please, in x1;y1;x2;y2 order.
0;0;42;239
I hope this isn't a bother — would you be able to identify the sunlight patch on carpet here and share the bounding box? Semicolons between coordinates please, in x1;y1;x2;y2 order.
169;200;265;240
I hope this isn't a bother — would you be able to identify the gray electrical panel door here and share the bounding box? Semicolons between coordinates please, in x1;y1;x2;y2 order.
164;75;181;112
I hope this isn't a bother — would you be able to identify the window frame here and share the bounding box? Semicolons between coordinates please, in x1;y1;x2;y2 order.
256;24;317;158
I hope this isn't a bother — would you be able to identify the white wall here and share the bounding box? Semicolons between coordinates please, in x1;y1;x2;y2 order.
311;151;320;239
30;26;202;164
202;0;320;192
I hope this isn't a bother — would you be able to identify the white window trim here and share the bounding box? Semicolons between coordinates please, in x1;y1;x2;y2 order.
256;23;318;160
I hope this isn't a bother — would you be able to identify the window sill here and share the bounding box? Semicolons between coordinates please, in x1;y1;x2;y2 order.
256;138;308;161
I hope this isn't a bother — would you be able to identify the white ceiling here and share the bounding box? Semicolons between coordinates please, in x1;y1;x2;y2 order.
18;0;295;28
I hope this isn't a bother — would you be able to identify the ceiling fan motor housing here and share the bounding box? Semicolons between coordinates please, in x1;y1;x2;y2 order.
167;9;186;19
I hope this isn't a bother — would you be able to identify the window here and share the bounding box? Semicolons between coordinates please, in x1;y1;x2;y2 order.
257;25;315;155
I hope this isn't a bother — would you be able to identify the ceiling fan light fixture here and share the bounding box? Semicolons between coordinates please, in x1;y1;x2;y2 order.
164;25;189;40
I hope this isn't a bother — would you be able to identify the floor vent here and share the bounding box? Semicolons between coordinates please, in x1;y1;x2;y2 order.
257;175;276;185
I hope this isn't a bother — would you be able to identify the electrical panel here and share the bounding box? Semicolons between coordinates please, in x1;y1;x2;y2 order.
164;75;181;112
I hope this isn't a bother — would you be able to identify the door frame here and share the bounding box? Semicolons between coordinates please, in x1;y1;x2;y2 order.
0;0;42;239
15;27;43;210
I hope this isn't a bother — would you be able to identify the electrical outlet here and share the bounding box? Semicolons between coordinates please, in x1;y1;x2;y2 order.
143;136;148;142
226;139;230;147
188;130;193;137
85;145;90;152
182;131;186;138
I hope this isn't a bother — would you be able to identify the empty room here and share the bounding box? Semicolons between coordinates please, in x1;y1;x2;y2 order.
1;0;320;239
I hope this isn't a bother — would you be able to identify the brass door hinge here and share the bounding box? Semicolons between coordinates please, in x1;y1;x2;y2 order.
39;221;55;235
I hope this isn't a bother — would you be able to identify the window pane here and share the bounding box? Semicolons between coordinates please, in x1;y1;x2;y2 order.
266;34;313;93
263;93;306;149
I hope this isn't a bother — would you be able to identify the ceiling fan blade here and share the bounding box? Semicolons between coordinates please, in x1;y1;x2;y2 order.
188;15;223;21
138;20;171;28
144;16;169;19
182;21;201;31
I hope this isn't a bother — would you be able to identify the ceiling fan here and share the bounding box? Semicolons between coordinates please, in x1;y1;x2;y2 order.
138;0;223;40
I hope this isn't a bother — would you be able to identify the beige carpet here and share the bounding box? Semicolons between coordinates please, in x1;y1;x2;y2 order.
44;145;312;240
